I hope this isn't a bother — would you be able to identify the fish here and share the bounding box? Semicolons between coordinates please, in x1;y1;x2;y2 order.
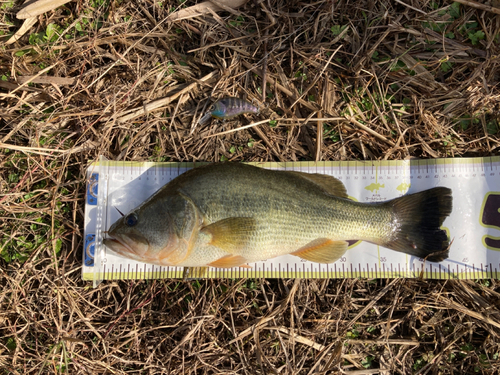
103;163;453;269
199;97;259;123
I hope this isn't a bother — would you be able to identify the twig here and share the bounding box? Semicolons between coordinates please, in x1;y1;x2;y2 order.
0;143;67;155
252;126;285;162
116;71;218;123
345;115;396;147
289;46;341;109
203;117;344;138
394;0;428;14
241;60;318;111
8;64;58;95
265;327;325;351
315;110;323;161
203;119;269;138
452;0;500;15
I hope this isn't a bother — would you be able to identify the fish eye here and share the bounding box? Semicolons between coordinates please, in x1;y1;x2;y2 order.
125;213;138;227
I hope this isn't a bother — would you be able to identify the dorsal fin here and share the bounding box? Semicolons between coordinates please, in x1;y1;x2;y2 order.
284;171;348;198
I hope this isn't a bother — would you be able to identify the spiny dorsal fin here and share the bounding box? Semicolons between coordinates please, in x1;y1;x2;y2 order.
285;171;348;198
292;238;348;263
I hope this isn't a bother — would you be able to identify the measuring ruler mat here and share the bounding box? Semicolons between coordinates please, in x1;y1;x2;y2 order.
83;157;500;286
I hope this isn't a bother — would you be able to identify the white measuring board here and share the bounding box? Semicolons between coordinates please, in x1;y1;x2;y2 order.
83;157;500;287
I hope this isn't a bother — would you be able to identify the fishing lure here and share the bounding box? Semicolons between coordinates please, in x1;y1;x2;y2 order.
199;97;259;123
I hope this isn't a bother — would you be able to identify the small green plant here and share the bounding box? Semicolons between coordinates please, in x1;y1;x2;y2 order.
0;0;14;10
346;326;360;339
448;2;461;18
459;20;485;45
371;51;390;64
331;25;347;37
390;60;407;72
323;125;339;142
486;120;498;134
361;356;374;368
229;16;245;28
442;135;454;147
243;279;257;289
90;0;109;7
422;21;447;33
45;23;62;42
29;23;64;46
440;61;453;73
455;115;479;131
1;233;45;263
270;340;280;354
400;97;412;113
294;70;307;81
437;2;461;18
191;280;201;290
413;357;426;370
54;238;63;256
7;170;19;183
468;30;485;45
5;337;16;351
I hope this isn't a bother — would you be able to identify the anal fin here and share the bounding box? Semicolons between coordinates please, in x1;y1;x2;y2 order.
207;255;248;268
292;239;348;263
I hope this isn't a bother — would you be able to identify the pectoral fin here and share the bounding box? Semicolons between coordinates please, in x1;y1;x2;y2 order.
201;217;257;253
292;239;348;263
208;255;248;268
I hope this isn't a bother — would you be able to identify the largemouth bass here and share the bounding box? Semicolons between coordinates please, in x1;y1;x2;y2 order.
199;97;259;123
104;163;453;268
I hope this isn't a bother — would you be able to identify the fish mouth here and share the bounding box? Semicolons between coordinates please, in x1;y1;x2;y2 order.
103;233;150;259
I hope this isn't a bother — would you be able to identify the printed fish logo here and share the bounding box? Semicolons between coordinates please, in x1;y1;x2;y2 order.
365;183;385;193
396;182;411;193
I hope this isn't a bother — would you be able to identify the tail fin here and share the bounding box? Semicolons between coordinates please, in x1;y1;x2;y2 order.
382;187;452;262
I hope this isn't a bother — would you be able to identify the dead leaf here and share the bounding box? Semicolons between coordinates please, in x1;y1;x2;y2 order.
5;17;38;45
167;0;248;22
17;0;72;20
17;76;76;85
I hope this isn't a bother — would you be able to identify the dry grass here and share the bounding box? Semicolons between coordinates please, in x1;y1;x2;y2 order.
1;0;500;373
